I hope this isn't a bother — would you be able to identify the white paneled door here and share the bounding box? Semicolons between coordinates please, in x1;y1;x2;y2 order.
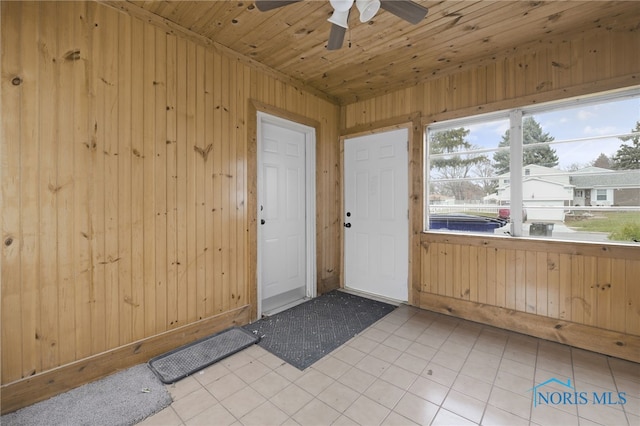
344;128;409;302
258;115;315;315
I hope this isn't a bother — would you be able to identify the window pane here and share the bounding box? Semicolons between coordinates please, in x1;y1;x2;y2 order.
427;118;510;235
522;95;640;243
425;89;640;245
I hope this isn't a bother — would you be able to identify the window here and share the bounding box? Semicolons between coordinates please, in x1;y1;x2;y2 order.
425;87;640;244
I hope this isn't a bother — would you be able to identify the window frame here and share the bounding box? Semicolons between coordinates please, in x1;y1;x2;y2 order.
424;86;640;244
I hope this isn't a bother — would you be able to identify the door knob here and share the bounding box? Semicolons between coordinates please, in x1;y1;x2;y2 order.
344;222;351;228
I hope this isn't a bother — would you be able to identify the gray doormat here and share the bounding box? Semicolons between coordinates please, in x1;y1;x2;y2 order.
148;327;260;384
243;290;396;370
1;364;171;426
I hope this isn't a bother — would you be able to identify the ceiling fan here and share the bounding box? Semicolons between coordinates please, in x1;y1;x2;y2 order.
255;0;429;50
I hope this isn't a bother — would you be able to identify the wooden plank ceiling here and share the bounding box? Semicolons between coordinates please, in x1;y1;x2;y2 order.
124;1;640;104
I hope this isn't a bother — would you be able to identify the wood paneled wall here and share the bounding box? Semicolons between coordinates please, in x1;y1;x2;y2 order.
342;23;640;362
420;234;640;362
0;0;340;409
342;21;640;127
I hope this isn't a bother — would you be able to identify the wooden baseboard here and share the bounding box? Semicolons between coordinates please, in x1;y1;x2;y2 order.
1;305;251;415
419;292;640;363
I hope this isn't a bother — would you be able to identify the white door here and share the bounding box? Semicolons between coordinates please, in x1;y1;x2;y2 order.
258;115;315;315
344;128;409;302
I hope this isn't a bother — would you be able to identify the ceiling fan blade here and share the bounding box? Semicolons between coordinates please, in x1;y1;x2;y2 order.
327;23;346;50
380;1;428;25
254;0;302;12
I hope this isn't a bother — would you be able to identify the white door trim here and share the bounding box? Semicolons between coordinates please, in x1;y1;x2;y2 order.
256;112;316;317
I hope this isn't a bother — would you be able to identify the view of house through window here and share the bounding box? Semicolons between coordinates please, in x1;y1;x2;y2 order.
426;87;640;244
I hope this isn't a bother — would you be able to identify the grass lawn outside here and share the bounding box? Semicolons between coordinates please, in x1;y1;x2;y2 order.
565;211;640;242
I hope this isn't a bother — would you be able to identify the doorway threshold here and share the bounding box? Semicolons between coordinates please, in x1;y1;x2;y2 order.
261;297;310;318
340;287;404;307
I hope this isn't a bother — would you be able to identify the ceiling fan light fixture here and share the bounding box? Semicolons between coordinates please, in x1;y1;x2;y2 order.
329;0;354;12
327;9;349;28
255;0;428;51
328;9;350;28
356;0;380;22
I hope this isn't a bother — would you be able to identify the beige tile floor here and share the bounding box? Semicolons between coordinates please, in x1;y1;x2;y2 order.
139;305;639;426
